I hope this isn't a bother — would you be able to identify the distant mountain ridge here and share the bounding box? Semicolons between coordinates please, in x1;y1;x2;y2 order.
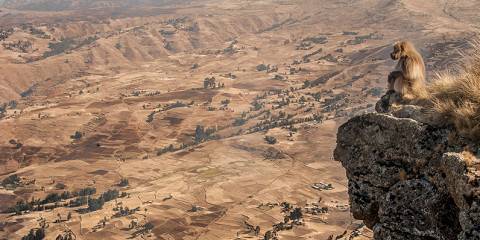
0;0;189;11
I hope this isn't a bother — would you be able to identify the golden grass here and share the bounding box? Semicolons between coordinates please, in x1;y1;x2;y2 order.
460;150;476;166
427;42;480;140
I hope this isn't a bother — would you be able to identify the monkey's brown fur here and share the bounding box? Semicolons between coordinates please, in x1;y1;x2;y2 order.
388;41;428;101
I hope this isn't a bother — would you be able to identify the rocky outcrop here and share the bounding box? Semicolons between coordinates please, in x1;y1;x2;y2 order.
334;96;480;240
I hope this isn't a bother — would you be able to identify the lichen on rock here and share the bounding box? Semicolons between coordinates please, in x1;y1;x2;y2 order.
334;95;480;240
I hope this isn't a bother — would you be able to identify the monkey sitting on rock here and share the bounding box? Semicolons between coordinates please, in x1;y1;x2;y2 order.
387;41;428;101
376;41;430;113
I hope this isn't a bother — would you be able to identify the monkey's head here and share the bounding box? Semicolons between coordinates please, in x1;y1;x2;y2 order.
390;41;411;60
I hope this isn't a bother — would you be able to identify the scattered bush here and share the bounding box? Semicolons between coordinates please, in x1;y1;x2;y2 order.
43;36;98;58
146;112;155;123
21;227;45;240
2;174;21;188
7;200;33;214
113;206;139;218
20;85;36;98
43;38;74;58
265;136;277;144
203;77;216;89
256;64;268;71
55;183;66;190
76;187;96;196
118;178;129;187
87;197;104;212
157;144;175;156
87;189;120;212
273;74;285;81
221;99;230;105
8;100;17;109
68;196;88;208
41;193;62;204
70;131;82;140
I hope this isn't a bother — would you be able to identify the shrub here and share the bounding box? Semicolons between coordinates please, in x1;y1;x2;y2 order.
7;200;33;214
86;189;120;212
21;227;45;240
43;38;74;58
87;197;104;212
221;99;230;105
55;183;66;190
157;144;175;156
60;191;71;199
76;187;96;196
8;100;17;109
146;112;155;123
118;178;129;187
195;125;206;143
233;118;246;126
101;189;119;202
265;136;277;144
70;131;82;140
256;64;268;71
20;85;36;98
2;174;21;187
144;222;154;231
68;196;87;207
41;193;61;204
203;77;216;89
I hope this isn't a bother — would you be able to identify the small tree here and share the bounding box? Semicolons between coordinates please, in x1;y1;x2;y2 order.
70;131;82;140
264;136;277;144
233;118;246;126
221;99;230;105
2;174;21;188
87;197;104;212
256;64;268;71
195;125;206;143
21;227;45;240
55;182;66;190
144;222;154;232
118;178;129;187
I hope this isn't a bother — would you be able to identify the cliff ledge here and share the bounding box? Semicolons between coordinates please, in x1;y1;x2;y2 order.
334;96;480;240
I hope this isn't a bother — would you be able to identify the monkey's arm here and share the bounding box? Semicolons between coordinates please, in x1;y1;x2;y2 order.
388;71;402;90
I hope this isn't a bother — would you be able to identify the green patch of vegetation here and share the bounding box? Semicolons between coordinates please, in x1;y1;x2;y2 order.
118;178;129;187
256;64;268;71
43;36;98;58
20;84;37;98
21;227;45;240
2;174;21;188
43;38;75;58
221;99;230;105
87;189;123;212
265;136;277;144
233;117;247;126
70;131;83;140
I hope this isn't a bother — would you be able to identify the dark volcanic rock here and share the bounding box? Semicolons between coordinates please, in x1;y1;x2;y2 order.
334;98;480;240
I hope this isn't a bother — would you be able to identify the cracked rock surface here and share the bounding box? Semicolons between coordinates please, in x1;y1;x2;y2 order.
334;98;480;240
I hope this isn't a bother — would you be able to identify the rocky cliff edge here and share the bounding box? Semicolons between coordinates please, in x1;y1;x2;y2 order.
334;94;480;240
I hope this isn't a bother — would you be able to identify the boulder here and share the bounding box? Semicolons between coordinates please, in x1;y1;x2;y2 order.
334;95;480;240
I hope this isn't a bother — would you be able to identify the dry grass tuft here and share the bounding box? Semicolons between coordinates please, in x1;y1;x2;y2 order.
428;42;480;140
460;150;476;167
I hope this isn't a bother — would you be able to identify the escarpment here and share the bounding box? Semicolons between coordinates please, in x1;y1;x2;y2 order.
334;98;480;240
